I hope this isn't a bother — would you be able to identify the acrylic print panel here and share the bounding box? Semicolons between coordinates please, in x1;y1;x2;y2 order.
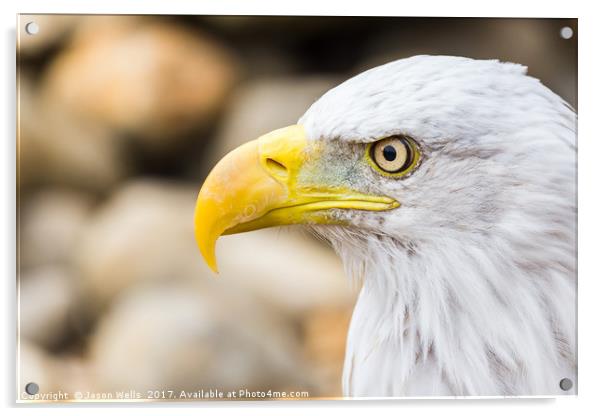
16;14;577;402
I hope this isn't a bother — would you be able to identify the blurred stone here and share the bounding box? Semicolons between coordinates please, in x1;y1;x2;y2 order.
200;16;257;31
302;305;354;396
205;77;337;168
74;179;352;316
19;342;59;397
20;189;93;268
19;341;95;398
19;75;126;192
54;356;96;396
18;15;77;57
42;16;238;149
200;16;347;39
19;266;77;348
217;229;353;315
90;282;311;393
73;180;205;309
73;178;352;395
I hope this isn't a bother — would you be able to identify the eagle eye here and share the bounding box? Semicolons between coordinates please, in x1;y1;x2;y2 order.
367;136;420;177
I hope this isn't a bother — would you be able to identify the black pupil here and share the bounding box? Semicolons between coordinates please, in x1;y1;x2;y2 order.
383;145;397;161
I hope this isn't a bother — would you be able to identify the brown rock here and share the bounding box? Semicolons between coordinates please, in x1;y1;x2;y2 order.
301;305;354;397
18;75;126;192
41;16;238;148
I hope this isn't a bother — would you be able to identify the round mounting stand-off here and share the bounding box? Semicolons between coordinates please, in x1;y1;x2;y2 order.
24;382;39;395
559;378;573;391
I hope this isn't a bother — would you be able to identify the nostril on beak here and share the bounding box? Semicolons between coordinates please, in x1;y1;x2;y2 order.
264;158;289;179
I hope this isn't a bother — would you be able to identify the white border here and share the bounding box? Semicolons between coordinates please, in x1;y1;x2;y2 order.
3;1;601;415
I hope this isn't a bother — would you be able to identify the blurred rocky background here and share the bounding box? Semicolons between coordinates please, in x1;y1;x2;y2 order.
17;15;577;399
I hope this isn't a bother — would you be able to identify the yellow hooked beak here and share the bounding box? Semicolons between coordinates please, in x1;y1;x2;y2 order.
194;124;399;272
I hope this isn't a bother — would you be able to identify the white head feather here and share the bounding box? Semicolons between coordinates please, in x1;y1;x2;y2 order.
298;56;576;396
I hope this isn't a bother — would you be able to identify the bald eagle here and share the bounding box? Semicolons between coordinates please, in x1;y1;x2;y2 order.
194;56;576;397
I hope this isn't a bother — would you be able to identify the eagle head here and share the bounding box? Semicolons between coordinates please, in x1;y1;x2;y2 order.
193;55;576;396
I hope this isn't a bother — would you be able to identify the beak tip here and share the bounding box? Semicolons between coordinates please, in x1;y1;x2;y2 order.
198;243;220;274
208;261;220;274
194;226;220;274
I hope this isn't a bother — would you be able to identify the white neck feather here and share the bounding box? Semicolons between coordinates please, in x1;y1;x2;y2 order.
322;229;576;397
